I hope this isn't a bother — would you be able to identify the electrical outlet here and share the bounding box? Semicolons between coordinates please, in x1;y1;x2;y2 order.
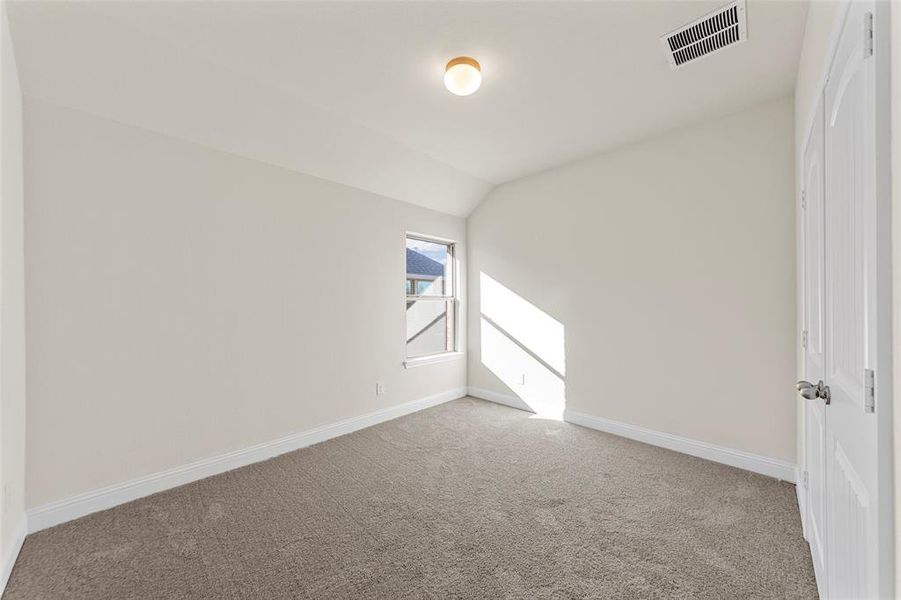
376;382;385;395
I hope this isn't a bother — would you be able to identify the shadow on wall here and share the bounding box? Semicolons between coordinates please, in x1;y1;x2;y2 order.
479;272;566;420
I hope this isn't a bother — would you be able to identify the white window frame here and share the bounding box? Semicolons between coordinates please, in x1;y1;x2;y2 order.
403;232;463;368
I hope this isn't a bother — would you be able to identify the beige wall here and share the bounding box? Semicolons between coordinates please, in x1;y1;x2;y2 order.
24;99;466;508
0;0;27;570
467;96;796;462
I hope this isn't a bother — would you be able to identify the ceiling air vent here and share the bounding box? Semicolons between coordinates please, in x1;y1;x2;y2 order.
661;0;747;69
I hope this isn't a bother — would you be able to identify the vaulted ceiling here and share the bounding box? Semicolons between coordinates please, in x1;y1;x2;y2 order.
7;1;807;216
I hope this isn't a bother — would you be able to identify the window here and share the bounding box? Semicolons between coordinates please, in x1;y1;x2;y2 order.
406;235;456;359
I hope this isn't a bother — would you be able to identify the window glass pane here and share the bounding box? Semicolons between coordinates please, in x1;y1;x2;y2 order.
406;238;450;297
406;235;455;358
406;299;454;358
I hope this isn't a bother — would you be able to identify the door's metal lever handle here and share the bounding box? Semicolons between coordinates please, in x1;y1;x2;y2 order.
797;380;817;399
796;380;831;405
800;386;819;400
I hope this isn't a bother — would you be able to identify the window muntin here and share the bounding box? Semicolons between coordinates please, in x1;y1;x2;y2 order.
406;235;456;358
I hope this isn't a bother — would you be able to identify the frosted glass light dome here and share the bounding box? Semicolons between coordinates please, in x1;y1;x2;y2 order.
444;57;481;96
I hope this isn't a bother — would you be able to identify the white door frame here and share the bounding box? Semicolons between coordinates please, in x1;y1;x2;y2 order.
871;1;895;595
800;92;828;597
797;1;895;597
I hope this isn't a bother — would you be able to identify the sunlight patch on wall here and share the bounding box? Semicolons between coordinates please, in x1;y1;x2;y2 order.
480;273;565;375
479;273;565;420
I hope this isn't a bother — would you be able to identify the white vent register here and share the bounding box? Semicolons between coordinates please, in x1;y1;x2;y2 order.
661;1;747;69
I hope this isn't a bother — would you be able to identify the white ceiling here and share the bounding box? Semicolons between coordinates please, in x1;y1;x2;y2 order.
7;1;807;217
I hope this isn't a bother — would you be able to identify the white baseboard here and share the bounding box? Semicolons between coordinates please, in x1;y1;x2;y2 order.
467;386;534;413
467;387;794;481
0;518;26;595
27;387;467;533
565;408;796;482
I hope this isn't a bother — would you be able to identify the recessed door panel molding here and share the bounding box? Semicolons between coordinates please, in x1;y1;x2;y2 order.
829;439;872;599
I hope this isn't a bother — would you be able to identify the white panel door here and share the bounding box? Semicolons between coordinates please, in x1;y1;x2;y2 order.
801;96;827;595
823;2;880;597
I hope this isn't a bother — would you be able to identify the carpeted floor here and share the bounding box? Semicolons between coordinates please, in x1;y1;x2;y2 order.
5;397;817;599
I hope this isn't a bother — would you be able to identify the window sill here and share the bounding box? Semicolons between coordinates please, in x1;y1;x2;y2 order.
403;351;465;369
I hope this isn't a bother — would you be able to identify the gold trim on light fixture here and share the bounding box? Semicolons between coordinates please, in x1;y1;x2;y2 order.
445;56;480;72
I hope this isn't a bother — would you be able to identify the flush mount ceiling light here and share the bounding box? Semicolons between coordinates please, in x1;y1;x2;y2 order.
444;56;481;96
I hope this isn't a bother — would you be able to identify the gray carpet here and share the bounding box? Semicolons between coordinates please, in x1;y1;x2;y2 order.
5;397;817;599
